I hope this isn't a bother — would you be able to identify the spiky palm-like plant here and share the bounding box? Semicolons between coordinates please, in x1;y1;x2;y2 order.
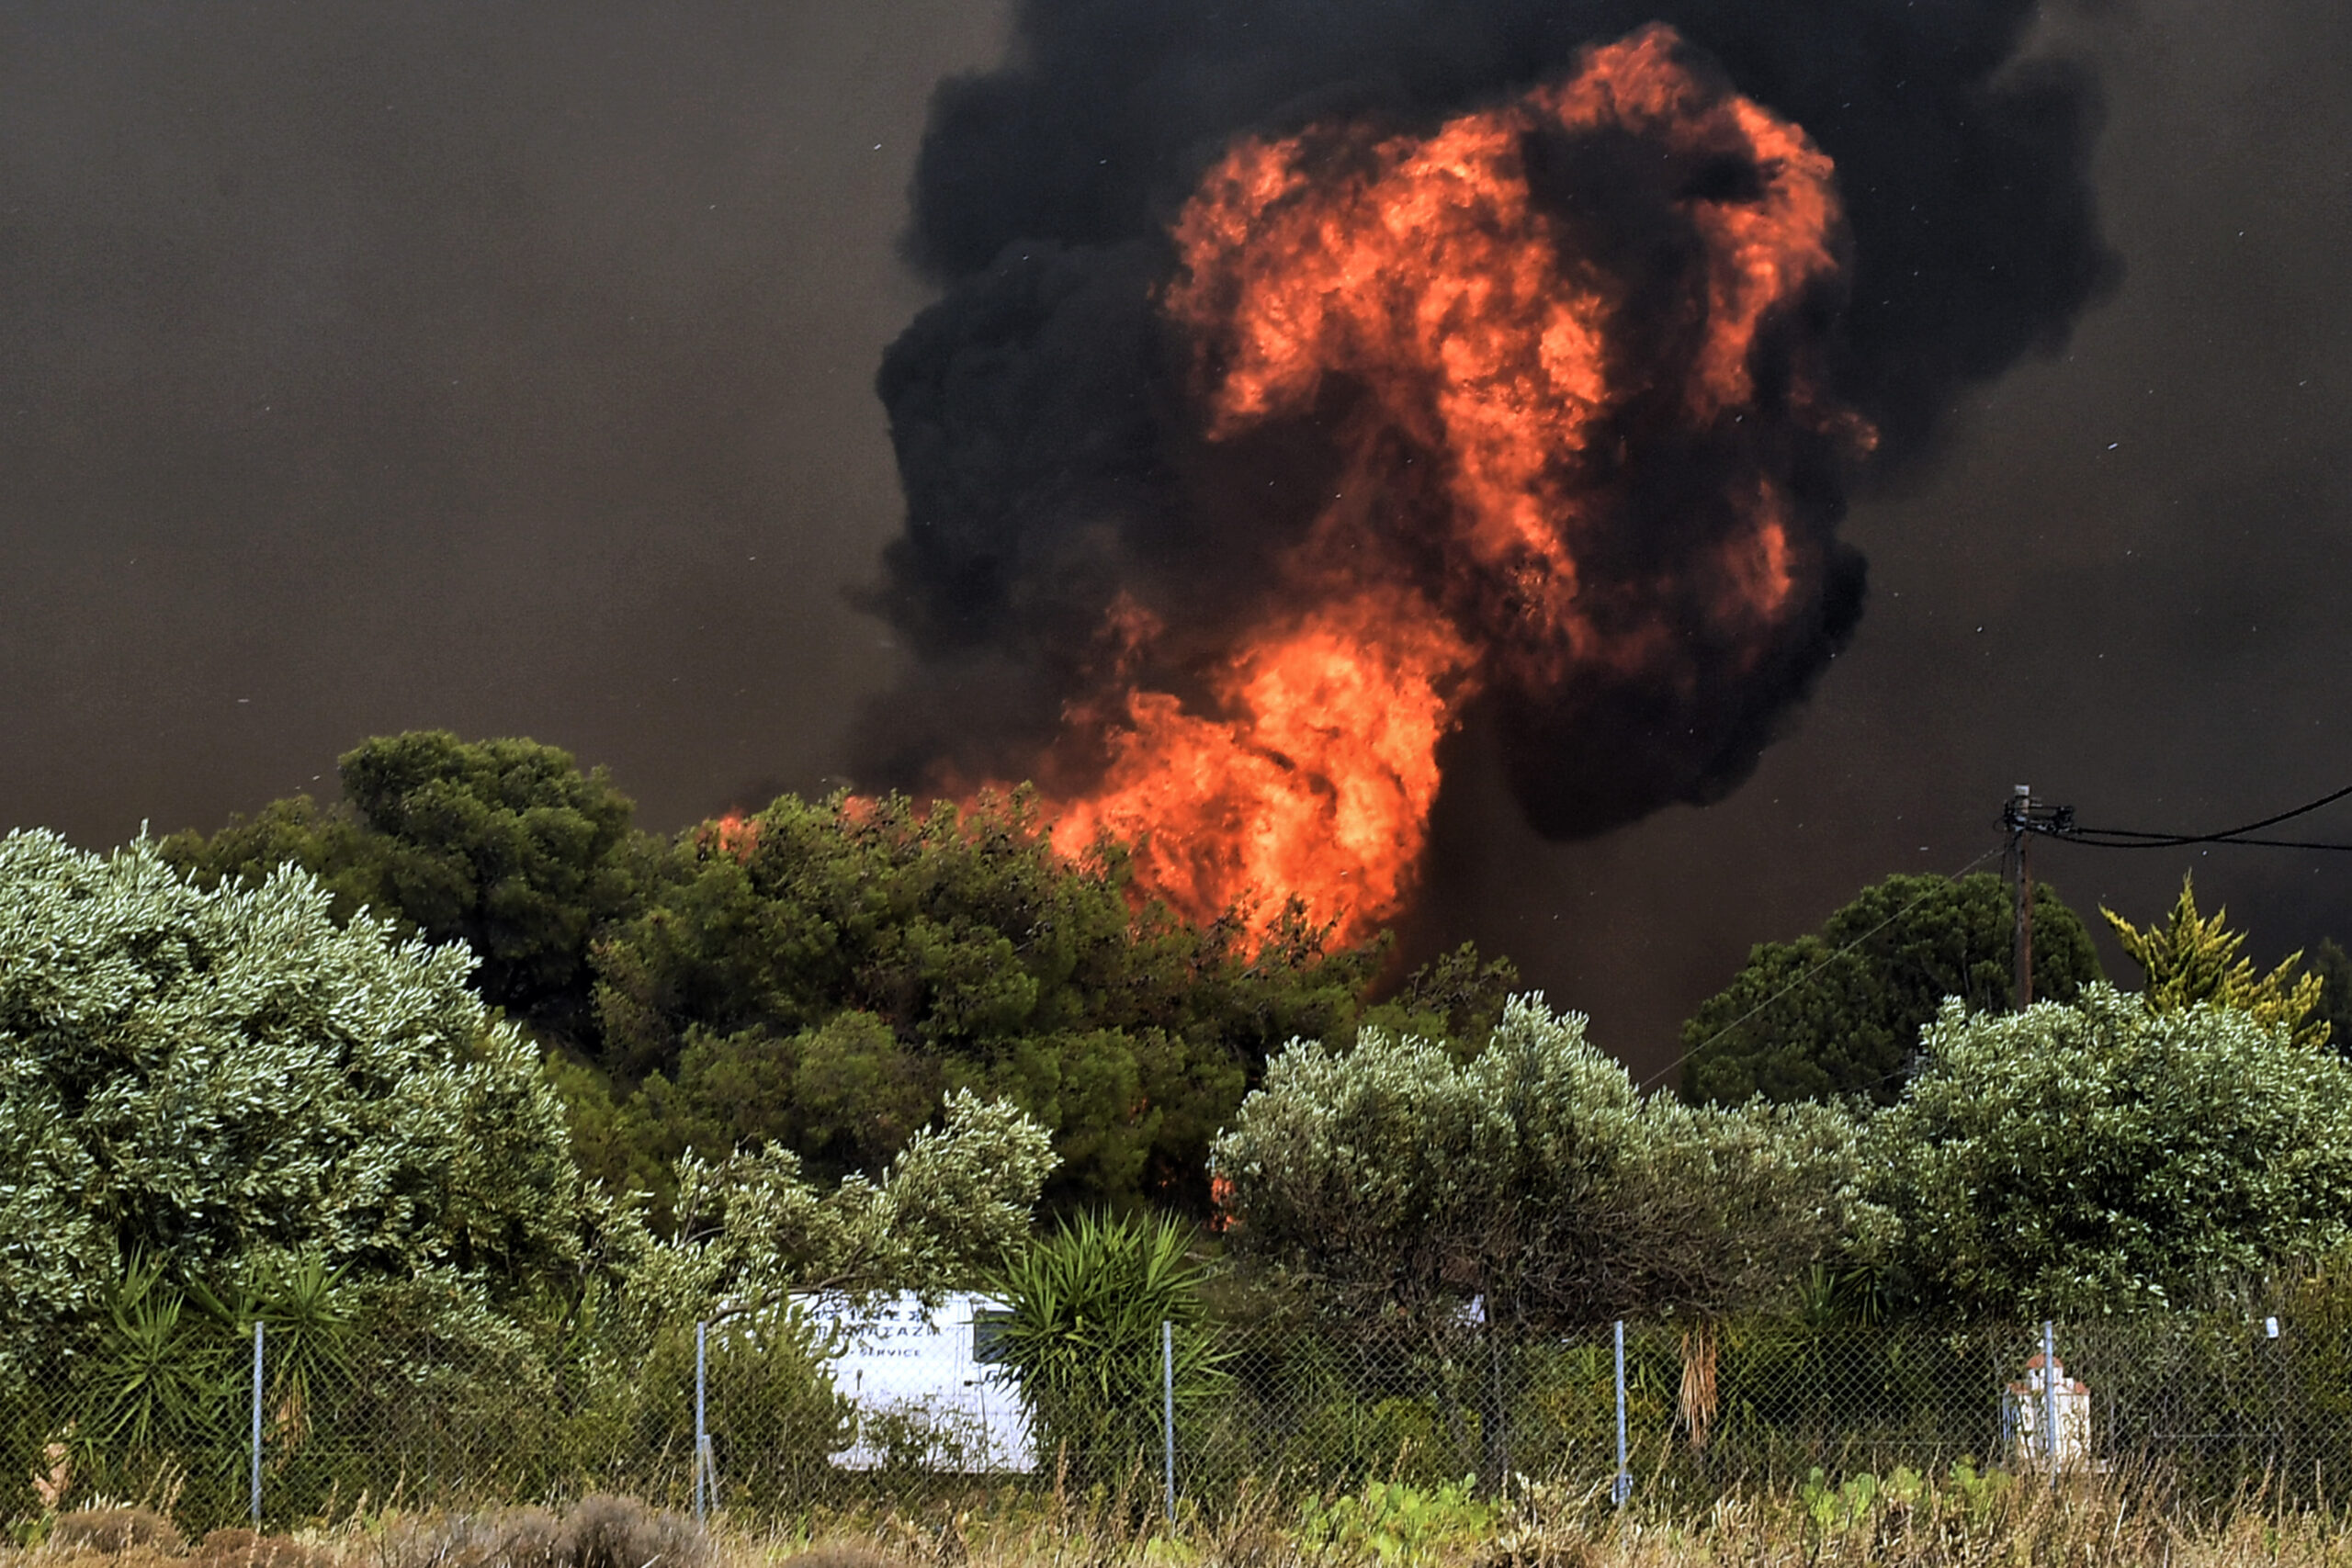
985;1211;1228;1478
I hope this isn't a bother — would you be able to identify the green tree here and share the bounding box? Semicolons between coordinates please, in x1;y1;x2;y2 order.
0;829;585;1372
2103;874;2330;1047
158;793;402;929
589;789;1376;1212
164;739;1467;1215
1356;941;1521;1051
164;731;643;1038
1212;998;1881;1333
602;1089;1058;1319
1871;986;2352;1318
985;1211;1227;1477
1680;873;2103;1107
0;827;1063;1517
2316;939;2352;1058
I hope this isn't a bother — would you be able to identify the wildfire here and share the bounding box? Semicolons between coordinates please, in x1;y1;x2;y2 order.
697;811;762;862
1048;590;1474;943
1027;26;1858;945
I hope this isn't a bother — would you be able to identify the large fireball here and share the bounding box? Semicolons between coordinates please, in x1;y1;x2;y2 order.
1023;26;1865;945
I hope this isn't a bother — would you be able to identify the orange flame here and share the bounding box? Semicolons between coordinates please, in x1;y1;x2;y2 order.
1049;590;1474;944
1024;27;1856;946
1207;1173;1238;1235
696;811;762;862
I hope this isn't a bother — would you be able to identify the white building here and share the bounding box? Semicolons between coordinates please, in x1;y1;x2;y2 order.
798;1292;1038;1472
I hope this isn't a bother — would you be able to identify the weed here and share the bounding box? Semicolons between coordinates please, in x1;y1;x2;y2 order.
1298;1478;1495;1563
558;1495;706;1568
51;1507;186;1557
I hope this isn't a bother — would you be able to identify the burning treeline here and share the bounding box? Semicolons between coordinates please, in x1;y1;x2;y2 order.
859;6;2111;946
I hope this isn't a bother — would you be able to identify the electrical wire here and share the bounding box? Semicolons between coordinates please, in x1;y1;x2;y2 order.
2055;831;2352;852
1635;842;2006;1092
2041;780;2352;851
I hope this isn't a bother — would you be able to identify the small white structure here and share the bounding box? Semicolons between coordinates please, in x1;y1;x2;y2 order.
2004;1350;2092;1471
799;1292;1037;1472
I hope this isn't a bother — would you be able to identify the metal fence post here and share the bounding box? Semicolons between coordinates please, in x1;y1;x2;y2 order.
2041;1320;2059;1488
249;1320;265;1526
1612;1320;1630;1507
695;1319;709;1521
1161;1319;1177;1529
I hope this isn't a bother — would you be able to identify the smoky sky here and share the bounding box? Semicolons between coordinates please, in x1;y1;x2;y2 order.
5;0;2352;1076
0;0;995;836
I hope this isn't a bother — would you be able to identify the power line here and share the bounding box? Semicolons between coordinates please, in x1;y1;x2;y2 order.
2041;780;2352;851
1636;842;2006;1092
2059;830;2352;852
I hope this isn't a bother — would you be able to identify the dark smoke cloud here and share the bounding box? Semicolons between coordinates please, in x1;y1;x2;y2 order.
855;0;2119;844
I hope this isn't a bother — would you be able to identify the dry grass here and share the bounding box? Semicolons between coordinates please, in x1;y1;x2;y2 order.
379;1494;710;1568
718;1472;2352;1568
774;1545;909;1568
188;1529;332;1568
50;1510;185;1558
17;1475;2352;1568
22;1506;334;1568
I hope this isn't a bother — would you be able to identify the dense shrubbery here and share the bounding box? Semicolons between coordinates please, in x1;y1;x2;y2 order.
580;788;1378;1214
0;829;584;1371
1211;981;2352;1332
0;825;1067;1526
1215;998;1883;1332
1871;987;2352;1318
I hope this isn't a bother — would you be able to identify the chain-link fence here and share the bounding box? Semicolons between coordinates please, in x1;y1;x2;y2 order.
1182;1313;2352;1511
10;1302;2352;1532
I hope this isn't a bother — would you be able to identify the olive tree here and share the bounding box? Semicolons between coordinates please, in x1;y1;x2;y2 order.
0;829;1063;1512
1211;996;1880;1333
1872;985;2352;1318
0;829;584;1371
1212;997;1879;1487
604;1088;1059;1327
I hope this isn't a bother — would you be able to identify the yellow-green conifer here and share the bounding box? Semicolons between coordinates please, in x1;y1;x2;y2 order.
2101;874;2330;1048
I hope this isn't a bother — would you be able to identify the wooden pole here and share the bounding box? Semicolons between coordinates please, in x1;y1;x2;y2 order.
2011;784;2034;1009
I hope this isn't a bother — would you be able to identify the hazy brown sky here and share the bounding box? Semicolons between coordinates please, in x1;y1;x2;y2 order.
5;0;2347;1075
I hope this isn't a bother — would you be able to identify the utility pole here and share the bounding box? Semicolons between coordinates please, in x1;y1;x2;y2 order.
2001;786;2075;1011
2008;784;2035;1009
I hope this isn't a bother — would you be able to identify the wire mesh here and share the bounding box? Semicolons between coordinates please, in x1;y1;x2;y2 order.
8;1305;2352;1530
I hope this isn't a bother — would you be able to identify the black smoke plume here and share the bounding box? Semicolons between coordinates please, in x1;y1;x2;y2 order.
854;0;2118;841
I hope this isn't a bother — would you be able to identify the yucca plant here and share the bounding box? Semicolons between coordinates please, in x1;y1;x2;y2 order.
193;1248;356;1450
74;1255;235;1491
985;1211;1230;1481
